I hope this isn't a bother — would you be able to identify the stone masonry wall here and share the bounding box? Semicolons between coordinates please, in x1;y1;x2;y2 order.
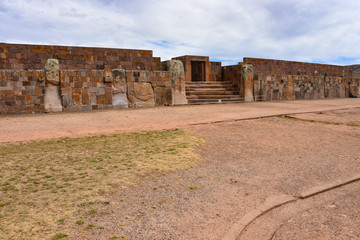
0;43;161;71
209;62;222;81
352;65;360;79
222;65;244;99
253;74;359;101
0;59;186;114
60;69;173;111
244;58;353;78
0;70;45;114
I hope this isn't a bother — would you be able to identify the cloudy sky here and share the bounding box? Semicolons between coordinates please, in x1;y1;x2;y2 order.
1;0;360;65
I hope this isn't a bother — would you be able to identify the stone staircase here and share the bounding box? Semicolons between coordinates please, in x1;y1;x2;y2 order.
186;81;243;105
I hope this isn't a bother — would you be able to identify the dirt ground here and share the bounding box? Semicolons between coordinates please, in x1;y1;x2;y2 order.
71;106;358;239
1;99;360;239
241;181;360;240
0;98;359;143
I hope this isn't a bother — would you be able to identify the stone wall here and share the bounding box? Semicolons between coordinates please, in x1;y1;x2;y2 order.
348;77;360;98
244;58;353;78
0;43;161;71
253;74;359;101
60;69;177;111
0;59;187;114
209;62;222;81
352;65;360;79
0;70;45;114
222;64;243;98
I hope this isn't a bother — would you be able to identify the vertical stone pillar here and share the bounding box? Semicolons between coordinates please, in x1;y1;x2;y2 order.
242;64;254;102
44;59;62;112
112;69;129;108
167;60;188;105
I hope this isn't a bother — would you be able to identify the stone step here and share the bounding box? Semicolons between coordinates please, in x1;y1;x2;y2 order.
186;87;237;92
186;94;241;99
186;90;240;96
185;81;241;105
186;84;237;89
187;98;244;105
186;81;232;84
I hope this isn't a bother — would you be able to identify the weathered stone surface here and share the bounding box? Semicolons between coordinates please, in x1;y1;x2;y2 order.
282;76;295;100
103;71;113;83
242;64;254;102
127;82;155;108
167;60;185;74
113;93;129;108
45;59;60;85
167;60;187;105
112;70;127;94
111;69;129;108
44;85;62;112
104;87;113;105
154;86;171;106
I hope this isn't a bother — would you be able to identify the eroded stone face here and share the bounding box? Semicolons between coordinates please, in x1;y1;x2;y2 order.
242;64;253;77
45;59;60;86
167;60;184;75
127;82;155;108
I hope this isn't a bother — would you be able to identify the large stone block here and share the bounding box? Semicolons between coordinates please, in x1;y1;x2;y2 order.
44;85;62;112
113;92;129;108
127;82;155;108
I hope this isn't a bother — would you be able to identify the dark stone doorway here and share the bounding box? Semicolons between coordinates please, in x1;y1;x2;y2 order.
191;61;205;81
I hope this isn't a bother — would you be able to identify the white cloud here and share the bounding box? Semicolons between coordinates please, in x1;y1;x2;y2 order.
0;0;360;65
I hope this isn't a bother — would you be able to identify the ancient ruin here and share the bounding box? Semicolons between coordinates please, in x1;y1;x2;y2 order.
0;43;359;114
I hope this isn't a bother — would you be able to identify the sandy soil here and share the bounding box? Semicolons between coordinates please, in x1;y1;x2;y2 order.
1;99;360;239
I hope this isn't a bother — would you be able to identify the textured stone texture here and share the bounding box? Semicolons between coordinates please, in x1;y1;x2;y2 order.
1;45;359;114
0;43;161;71
242;64;254;102
127;82;155;108
352;65;360;79
244;57;353;78
209;62;222;81
44;84;62;112
253;74;357;101
45;59;60;85
112;69;129;108
222;65;243;99
167;60;188;105
0;70;45;114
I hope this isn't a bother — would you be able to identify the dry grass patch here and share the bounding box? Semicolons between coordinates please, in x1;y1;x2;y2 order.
0;129;203;239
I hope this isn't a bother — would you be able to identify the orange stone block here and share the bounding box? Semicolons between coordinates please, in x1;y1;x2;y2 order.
96;95;105;105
